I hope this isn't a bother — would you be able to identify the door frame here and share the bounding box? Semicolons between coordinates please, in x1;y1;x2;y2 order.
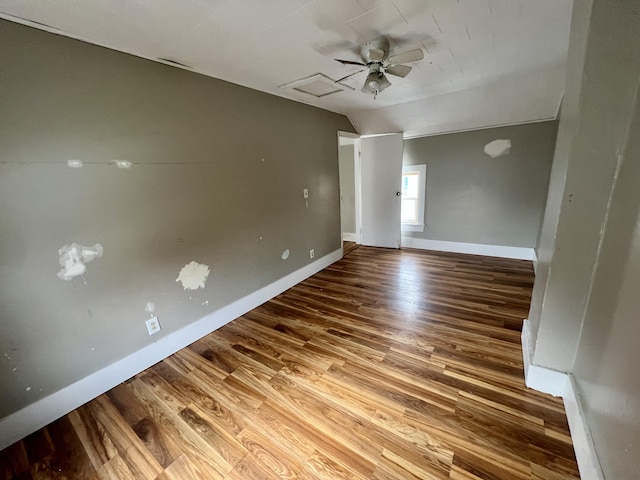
337;131;362;246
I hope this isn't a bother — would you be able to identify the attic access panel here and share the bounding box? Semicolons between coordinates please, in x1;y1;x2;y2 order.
279;73;353;98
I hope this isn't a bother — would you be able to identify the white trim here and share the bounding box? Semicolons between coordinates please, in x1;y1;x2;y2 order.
401;224;425;232
0;249;343;451
563;375;605;480
342;232;357;242
337;131;362;245
521;322;604;478
360;132;403;138
401;237;536;261
401;164;427;230
532;249;539;275
354;139;363;245
521;319;534;380
521;320;567;397
402;118;557;140
338;131;360;139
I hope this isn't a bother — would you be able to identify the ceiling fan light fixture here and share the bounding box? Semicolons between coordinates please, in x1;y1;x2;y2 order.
362;72;391;97
335;36;423;100
378;73;391;92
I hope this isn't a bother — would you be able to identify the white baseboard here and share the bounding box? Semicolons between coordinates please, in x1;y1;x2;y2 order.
0;249;343;451
522;323;605;479
532;249;538;275
520;320;567;397
343;232;357;242
401;237;536;261
563;375;604;480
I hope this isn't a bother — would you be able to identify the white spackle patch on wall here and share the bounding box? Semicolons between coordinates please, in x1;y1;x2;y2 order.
67;159;84;168
176;261;210;290
145;301;155;313
57;243;104;281
113;160;132;169
281;249;290;260
484;139;512;158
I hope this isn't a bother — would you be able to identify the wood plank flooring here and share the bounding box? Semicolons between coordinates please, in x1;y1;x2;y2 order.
342;241;360;256
0;247;580;479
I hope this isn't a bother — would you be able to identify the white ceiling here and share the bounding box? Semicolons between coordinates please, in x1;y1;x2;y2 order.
0;0;572;138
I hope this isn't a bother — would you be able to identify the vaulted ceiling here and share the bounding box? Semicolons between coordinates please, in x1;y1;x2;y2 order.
0;0;572;138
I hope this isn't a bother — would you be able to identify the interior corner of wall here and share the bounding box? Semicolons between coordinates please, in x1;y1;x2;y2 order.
344;115;359;135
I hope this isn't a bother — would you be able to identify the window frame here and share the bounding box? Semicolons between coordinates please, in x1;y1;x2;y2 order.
401;164;427;232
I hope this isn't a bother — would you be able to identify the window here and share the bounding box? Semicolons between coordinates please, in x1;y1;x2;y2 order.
401;164;426;232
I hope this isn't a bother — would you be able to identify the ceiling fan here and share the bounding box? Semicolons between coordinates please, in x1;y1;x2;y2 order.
335;37;424;99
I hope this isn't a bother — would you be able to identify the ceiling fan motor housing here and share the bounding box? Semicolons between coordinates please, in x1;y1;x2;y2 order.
361;37;390;64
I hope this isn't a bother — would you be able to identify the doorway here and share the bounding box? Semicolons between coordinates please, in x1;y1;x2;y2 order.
338;131;404;251
338;132;361;252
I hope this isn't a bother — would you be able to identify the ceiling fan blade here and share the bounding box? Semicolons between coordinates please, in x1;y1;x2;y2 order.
335;58;366;66
336;68;367;83
369;48;385;62
385;64;412;78
387;48;424;65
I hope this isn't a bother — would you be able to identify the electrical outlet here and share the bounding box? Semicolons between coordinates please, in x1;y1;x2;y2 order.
146;316;161;336
309;249;315;259
303;188;309;199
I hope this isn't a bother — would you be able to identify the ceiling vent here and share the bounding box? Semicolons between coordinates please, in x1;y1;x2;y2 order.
279;73;353;98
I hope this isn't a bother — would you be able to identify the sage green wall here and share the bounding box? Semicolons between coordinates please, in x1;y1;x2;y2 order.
526;0;640;477
528;0;640;372
0;19;354;418
338;145;356;234
402;122;557;248
572;84;640;480
527;0;593;357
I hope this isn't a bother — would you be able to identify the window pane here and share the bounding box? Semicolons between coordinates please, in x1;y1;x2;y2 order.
401;164;426;228
401;198;417;223
402;172;419;198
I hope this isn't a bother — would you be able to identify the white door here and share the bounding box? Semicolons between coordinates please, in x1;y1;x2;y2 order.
360;133;403;248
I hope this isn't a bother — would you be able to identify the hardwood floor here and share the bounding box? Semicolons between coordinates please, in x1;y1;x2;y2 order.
342;241;360;256
0;247;580;479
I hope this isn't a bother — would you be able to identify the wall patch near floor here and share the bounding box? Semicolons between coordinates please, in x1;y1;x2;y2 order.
56;243;104;281
281;249;290;260
176;261;210;290
484;139;512;158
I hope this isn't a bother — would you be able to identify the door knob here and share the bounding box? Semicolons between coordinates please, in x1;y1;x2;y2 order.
396;192;401;196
